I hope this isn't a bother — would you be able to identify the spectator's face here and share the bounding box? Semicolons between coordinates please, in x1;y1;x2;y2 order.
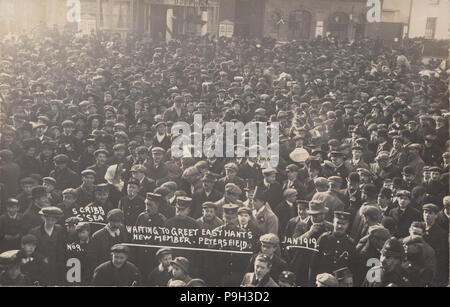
22;243;36;256
254;260;270;280
22;184;34;195
127;184;139;198
402;174;415;183
114;148;126;159
225;168;237;179
202;180;214;191
423;171;430;182
203;208;216;221
42;182;54;193
6;204;19;216
311;213;325;223
287;170;297;180
109;221;122;230
111;252;127;268
265;173;276;184
78;229;90;241
96;153;108;165
145;200;158;215
430;171;440;181
261;243;276;257
226;191;239;203
82;174;95;187
171;265;185;279
380;254;400;273
152;152;163;164
423;210;437;226
397;196;410;209
160;254;172;268
333;218;349;236
352;149;362;160
409;226;424;238
44;215;58;226
95;190;109;204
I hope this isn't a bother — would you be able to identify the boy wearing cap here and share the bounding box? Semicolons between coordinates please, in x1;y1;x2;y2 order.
0;199;25;252
91;244;141;286
216;163;246;195
147;147;169;182
42;177;62;206
146;248;173;286
19;234;48;286
118;179;145;226
29;206;66;285
74;169;97;206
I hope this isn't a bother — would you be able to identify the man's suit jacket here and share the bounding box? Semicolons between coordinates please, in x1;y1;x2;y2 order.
88;225;128;268
240;272;279;287
388;206;422;238
259;182;283;211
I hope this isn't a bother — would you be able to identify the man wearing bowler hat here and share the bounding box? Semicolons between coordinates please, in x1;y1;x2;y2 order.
91;244;141;286
22;185;50;232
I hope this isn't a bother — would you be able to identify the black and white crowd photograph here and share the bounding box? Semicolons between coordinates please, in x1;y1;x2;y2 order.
0;0;448;290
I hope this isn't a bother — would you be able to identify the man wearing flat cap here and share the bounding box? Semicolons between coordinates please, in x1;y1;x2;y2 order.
311;211;358;285
282;164;306;197
168;256;193;285
274;189;298;237
130;164;156;198
88;149;109;184
387;190;421;238
118;178;145;226
49;154;81;191
259;168;283;211
29;206;65;285
191;172;222;219
147;147;169;182
146;248;173;286
91;244;141;286
88;208;128;269
241;254;279;287
311;177;345;222
215;162;246;195
405;143;425;180
196;202;223;230
74;169;96;206
246;233;288;283
214;183;244;218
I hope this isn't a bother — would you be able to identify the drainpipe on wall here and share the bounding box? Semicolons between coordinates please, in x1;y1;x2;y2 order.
407;0;413;38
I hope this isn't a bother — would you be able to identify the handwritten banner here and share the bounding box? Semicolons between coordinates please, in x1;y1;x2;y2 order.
126;226;254;252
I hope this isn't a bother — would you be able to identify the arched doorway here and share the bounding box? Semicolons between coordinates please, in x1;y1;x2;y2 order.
327;12;349;41
288;10;312;39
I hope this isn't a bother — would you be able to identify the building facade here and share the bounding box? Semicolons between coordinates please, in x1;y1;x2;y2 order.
408;0;448;40
218;0;370;41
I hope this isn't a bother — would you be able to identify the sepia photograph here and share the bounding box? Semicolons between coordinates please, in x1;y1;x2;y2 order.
0;0;448;292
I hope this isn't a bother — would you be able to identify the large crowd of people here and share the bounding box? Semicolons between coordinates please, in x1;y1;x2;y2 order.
0;27;448;287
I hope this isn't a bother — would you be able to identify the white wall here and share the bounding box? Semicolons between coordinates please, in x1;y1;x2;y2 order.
408;0;449;39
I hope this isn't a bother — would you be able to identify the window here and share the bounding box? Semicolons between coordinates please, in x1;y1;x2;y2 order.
99;0;131;29
425;17;437;39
